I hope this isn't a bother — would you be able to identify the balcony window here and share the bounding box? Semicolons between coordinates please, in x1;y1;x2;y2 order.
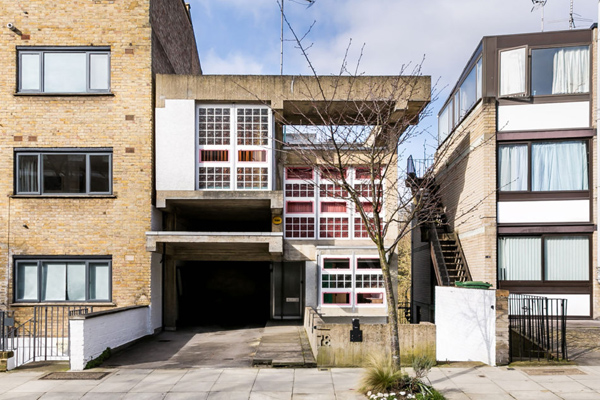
18;47;110;94
16;150;111;195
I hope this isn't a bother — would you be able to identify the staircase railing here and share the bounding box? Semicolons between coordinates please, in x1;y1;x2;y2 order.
429;223;451;286
452;232;472;282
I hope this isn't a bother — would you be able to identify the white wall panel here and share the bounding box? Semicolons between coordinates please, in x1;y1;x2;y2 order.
156;99;196;191
527;294;590;317
498;200;589;223
498;102;589;131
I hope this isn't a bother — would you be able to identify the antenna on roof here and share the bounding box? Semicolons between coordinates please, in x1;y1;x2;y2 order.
531;0;548;32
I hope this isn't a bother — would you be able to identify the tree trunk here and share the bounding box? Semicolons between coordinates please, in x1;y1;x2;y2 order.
379;247;401;369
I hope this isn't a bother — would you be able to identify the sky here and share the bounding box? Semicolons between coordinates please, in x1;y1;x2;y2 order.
188;0;598;159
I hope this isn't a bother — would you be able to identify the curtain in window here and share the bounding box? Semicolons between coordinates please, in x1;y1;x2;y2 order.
545;236;589;280
552;46;589;94
500;48;526;96
531;141;588;191
67;263;86;301
41;262;66;301
321;202;347;213
287;202;313;213
89;263;110;300
498;237;541;280
498;144;528;191
18;155;39;193
17;262;38;301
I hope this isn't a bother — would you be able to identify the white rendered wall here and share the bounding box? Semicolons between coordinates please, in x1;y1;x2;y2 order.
436;287;496;365
498;101;589;131
305;261;318;308
156;99;196;191
70;307;151;370
526;294;590;317
497;200;589;224
150;253;163;332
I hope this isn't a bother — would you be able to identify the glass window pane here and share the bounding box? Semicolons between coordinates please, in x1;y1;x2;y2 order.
89;53;109;90
41;262;66;301
545;236;589;280
16;262;38;301
17;155;39;193
498;237;541;280
20;53;41;91
67;263;86;301
500;47;526;96
89;263;110;300
43;154;86;193
532;46;589;95
89;155;110;193
531;141;588;191
44;53;87;93
476;58;483;99
460;66;477;117
453;92;460;126
438;106;450;144
498;144;528;191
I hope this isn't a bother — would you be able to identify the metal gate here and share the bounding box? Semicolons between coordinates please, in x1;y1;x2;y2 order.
0;306;93;368
508;294;567;362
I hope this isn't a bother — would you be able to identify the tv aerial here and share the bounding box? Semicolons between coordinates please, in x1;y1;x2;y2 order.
279;0;315;75
531;0;548;31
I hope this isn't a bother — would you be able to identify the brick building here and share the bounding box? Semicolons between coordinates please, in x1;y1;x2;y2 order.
412;26;598;320
1;0;200;328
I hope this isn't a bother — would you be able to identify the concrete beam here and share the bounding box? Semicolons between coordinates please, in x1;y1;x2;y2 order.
146;231;284;254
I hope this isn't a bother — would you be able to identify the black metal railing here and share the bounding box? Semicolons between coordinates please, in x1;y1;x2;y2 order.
1;310;15;351
509;294;567;362
406;155;434;179
2;306;93;367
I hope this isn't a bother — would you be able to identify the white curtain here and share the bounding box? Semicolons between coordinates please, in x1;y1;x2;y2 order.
89;262;110;300
500;48;526;96
67;263;86;301
17;263;38;301
552;46;589;94
545;236;589;280
18;155;38;193
499;144;528;191
498;237;541;280
41;262;66;301
531;141;588;191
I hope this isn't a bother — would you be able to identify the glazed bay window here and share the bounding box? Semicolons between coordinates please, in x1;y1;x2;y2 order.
498;140;588;192
18;47;110;94
16;150;112;195
498;236;589;282
321;257;385;307
15;258;111;302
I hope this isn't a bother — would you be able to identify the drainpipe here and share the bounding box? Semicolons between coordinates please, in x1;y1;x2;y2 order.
597;3;600;285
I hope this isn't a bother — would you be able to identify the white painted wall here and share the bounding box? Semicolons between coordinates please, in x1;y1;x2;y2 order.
436;287;496;366
525;294;590;317
156;99;196;191
70;307;151;370
498;101;589;131
150;253;163;332
498;200;589;223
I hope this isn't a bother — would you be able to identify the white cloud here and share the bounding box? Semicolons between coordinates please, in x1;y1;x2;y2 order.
201;49;266;75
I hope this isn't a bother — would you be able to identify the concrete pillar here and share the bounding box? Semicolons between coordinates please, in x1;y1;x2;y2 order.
163;255;178;331
495;289;510;365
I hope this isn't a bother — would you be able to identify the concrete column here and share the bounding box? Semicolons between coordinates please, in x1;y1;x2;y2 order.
495;289;510;365
163;255;178;331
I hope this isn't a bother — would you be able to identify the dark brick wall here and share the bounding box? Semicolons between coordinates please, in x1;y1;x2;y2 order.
151;0;202;75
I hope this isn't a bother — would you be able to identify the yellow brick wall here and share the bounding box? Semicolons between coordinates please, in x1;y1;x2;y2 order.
1;1;154;312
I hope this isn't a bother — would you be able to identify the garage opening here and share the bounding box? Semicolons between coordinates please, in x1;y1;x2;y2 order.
176;261;271;327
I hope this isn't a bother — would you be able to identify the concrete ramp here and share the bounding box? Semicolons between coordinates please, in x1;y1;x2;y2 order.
252;321;316;367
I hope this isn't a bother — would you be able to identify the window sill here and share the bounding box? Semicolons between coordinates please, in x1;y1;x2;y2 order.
14;92;114;97
11;194;117;199
10;302;116;307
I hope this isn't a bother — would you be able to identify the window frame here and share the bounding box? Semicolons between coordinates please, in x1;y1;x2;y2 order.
497;139;590;199
17;47;111;94
498;45;529;98
15;148;113;196
14;257;112;303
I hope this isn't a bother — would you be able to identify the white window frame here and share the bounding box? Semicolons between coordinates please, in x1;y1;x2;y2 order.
499;46;528;97
17;47;111;94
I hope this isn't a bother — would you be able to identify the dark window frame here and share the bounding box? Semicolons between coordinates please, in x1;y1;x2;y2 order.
17;46;111;94
14;256;112;303
15;148;113;195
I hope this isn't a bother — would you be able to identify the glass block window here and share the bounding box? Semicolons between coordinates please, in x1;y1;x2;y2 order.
355;274;385;288
354;217;372;238
285;183;314;197
355;183;374;197
198;167;231;189
285;217;315;238
319;217;349;238
322;274;352;288
319;184;348;198
198;107;231;145
286;167;313;180
236;167;268;189
237;108;269;145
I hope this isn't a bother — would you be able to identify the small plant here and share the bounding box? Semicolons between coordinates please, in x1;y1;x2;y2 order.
412;355;435;380
360;354;406;393
85;347;111;369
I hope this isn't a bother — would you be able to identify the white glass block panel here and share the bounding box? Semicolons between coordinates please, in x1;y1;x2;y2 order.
89;263;110;300
67;262;86;301
498;237;541;280
41;262;66;301
21;53;41;91
44;53;87;93
89;53;109;90
500;47;526;96
545;236;589;280
17;263;38;301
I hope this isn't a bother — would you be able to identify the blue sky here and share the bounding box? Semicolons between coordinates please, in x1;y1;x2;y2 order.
188;0;598;158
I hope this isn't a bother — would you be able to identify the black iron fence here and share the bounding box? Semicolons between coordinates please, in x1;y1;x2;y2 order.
508;294;567;362
1;306;93;367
